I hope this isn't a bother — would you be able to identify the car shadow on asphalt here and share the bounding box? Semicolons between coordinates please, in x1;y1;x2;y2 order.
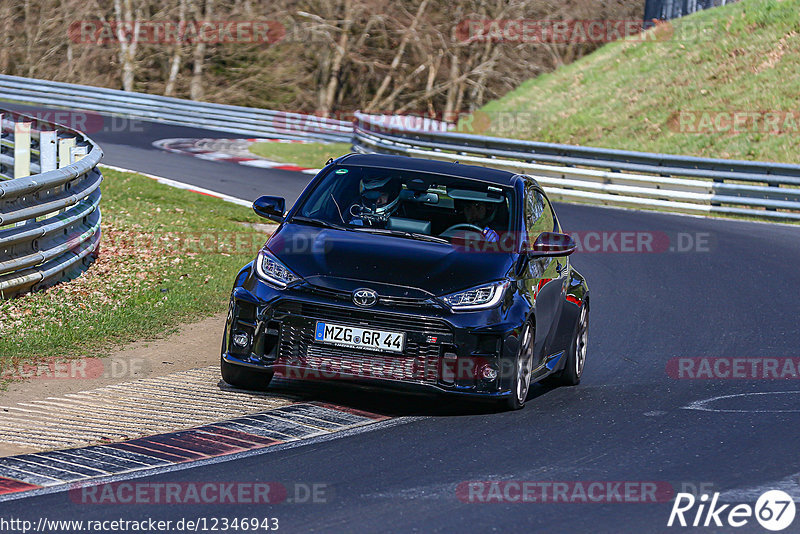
253;377;560;417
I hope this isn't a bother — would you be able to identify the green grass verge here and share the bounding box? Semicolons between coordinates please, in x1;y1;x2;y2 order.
460;0;800;164
249;141;351;169
0;168;275;371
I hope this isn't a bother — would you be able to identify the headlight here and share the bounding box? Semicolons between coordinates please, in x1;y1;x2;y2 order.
254;249;299;288
442;281;509;311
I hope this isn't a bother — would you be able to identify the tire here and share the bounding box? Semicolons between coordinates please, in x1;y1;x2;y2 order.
547;302;588;387
220;356;274;391
502;322;535;411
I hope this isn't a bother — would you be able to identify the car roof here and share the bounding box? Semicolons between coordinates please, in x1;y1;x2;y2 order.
337;153;521;187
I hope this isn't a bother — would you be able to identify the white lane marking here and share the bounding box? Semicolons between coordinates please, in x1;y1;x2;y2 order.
551;197;800;228
0;416;424;503
239;159;282;168
153;138;322;172
717;472;800;502
193;152;237;161
151;138;192;153
99;164;252;207
682;391;800;413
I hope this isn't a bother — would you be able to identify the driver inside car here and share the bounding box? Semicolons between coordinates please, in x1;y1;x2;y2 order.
350;176;403;226
460;200;500;242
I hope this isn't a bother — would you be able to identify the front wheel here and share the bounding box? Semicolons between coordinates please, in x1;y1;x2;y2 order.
502;322;535;411
220;356;274;391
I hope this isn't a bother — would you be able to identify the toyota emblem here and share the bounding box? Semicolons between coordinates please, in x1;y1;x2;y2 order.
353;288;378;307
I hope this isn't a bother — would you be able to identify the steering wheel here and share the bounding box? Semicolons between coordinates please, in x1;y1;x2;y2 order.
439;223;485;238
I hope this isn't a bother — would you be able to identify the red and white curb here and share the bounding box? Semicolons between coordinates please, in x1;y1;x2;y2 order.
0;402;389;501
100;164;253;208
153;138;322;175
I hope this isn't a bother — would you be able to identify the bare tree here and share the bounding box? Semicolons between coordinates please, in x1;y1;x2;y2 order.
364;0;429;112
321;0;354;116
1;0;646;114
164;0;187;96
113;0;141;91
189;0;215;100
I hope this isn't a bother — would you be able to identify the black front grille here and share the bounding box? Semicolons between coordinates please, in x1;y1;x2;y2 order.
378;295;438;308
273;300;452;385
274;300;452;336
296;285;438;309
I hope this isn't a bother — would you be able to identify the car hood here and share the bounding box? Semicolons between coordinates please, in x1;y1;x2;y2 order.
267;223;514;297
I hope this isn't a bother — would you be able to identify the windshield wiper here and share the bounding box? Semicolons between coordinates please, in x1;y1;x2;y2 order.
353;227;449;244
290;216;349;231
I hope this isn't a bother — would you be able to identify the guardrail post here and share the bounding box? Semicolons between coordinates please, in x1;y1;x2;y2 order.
39;131;57;172
57;145;90;217
70;145;88;163
0;112;5;180
13;122;31;179
58;137;76;168
38;130;60;220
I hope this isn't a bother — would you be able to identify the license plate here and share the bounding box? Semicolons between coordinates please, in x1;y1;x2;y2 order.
314;321;405;353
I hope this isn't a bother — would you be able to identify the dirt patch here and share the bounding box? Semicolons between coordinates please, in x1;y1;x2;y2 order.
754;31;798;74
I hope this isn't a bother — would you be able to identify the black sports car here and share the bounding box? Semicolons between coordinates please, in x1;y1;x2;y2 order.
221;153;589;409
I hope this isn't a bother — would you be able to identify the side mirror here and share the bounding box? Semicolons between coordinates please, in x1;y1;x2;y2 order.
529;232;577;257
253;196;285;222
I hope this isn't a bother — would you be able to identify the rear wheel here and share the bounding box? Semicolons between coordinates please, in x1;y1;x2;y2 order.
502;322;534;411
220;356;274;391
547;303;588;387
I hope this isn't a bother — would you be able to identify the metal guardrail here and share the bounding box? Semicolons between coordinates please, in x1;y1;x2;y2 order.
0;108;102;298
3;75;797;222
644;0;735;22
353;112;800;221
0;74;352;143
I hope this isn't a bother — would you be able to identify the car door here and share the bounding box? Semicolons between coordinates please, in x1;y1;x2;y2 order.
522;181;568;364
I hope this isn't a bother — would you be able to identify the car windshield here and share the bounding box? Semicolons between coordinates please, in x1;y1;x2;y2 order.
292;165;514;244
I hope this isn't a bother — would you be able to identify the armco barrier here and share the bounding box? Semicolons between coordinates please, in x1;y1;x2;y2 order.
0;108;102;298
353;112;800;221
3;75;797;222
0;74;351;143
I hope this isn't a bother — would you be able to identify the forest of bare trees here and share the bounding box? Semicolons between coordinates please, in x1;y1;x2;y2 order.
1;1;643;117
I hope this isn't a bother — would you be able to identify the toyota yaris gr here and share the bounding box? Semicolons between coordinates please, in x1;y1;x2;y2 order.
221;153;589;410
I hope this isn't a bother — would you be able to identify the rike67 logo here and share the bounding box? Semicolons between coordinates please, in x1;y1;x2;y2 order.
668;490;796;531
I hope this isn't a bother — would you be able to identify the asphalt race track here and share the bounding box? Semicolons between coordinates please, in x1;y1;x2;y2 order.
1;110;799;532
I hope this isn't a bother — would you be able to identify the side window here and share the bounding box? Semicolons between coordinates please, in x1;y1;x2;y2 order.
524;188;557;244
542;193;559;232
524;188;542;244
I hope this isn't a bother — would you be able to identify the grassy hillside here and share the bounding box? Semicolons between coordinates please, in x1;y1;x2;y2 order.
468;0;800;163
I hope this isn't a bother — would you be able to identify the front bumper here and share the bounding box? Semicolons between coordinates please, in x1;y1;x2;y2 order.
222;275;529;398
